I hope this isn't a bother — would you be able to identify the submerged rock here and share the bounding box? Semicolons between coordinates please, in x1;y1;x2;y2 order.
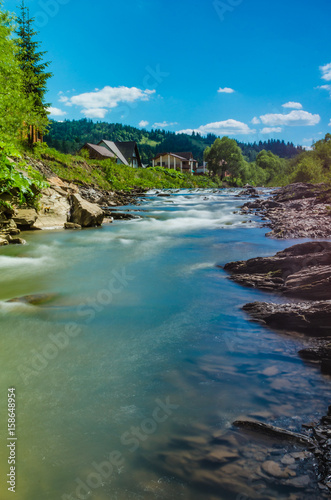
64;222;82;230
7;293;57;305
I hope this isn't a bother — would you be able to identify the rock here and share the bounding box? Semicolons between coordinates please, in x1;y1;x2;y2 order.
69;193;104;227
281;454;296;465
13;208;38;228
0;236;9;246
321;359;331;375
33;187;71;229
274;183;328;203
7;293;57;305
6;236;26;245
262;366;280;377
237;186;260;198
224;241;331;300
233;419;316;447
261;460;295;478
285;475;311;488
241;183;331;239
64;222;82;230
242;301;331;336
205;448;239;463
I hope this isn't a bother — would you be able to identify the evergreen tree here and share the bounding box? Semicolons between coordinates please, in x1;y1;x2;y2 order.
0;1;33;142
15;1;52;139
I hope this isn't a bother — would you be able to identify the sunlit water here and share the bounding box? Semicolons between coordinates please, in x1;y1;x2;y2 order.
0;189;330;500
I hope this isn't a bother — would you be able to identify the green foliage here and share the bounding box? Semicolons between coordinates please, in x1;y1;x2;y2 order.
101;163;220;191
256;149;285;183
15;1;51;136
0;2;34;142
204;137;248;182
30;144;220;191
0;142;48;207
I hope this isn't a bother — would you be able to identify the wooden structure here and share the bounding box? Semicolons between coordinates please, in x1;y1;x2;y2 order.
151;152;198;174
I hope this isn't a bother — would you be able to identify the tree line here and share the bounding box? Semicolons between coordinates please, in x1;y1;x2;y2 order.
45;118;303;165
204;134;331;186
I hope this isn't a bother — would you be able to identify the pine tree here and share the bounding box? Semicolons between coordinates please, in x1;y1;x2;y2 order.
15;1;52;141
0;1;33;142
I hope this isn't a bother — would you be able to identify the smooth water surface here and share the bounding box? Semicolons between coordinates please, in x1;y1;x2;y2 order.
0;189;330;500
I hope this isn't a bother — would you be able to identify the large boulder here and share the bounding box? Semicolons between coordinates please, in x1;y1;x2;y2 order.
69;193;104;227
33;187;71;229
13;208;38;228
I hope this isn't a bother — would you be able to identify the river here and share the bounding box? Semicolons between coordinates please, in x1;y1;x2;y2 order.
0;189;330;499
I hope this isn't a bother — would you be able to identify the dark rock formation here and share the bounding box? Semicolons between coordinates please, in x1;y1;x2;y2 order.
237;185;260;198
224;241;331;300
242;301;331;336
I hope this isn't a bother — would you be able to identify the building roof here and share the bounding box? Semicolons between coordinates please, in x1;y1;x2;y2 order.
98;140;129;165
152;152;198;162
115;141;142;168
82;143;116;159
176;152;194;160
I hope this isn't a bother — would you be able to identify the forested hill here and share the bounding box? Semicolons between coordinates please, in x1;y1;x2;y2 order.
45;119;303;164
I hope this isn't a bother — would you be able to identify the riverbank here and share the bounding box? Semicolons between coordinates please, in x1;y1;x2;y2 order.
225;182;331;493
0;145;222;245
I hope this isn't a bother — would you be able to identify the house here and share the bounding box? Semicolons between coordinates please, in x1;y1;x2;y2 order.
195;162;209;175
80;143;117;161
80;140;142;168
98;140;142;168
151;152;198;174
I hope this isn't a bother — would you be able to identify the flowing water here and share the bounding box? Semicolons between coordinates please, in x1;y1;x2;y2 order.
0;189;330;500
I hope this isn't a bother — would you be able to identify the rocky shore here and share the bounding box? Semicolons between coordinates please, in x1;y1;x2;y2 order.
224;182;331;492
241;182;331;239
0;158;147;245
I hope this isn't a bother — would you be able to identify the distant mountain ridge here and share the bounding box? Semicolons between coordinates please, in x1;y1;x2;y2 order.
45;119;304;164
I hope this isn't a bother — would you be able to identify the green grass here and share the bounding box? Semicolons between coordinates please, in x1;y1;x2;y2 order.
29;143;221;191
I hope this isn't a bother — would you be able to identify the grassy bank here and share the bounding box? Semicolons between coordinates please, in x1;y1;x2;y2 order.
31;144;222;191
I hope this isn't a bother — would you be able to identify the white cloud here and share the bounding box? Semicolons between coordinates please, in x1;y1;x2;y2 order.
302;138;313;143
282;101;303;109
82;108;108;119
153;121;178;128
139;120;149;127
329;120;331;127
260;110;320;126
251;116;260;124
177;119;255;136
217;87;235;94
320;62;331;81
64;86;156;113
318;84;331;97
303;145;313;151
47;107;67;117
261;127;282;134
59;95;70;104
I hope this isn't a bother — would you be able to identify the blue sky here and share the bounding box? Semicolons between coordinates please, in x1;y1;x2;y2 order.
4;0;331;146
